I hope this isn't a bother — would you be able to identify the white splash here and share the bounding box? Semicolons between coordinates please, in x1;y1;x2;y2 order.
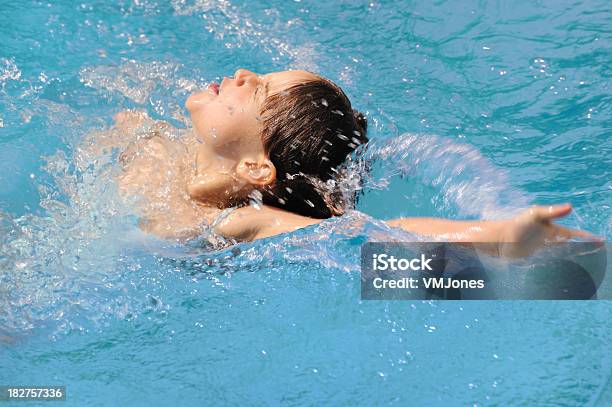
359;133;531;219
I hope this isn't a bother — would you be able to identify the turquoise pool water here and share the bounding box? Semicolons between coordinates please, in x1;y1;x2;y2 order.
1;0;611;405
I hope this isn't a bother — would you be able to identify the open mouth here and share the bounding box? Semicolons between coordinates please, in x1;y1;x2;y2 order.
207;82;220;95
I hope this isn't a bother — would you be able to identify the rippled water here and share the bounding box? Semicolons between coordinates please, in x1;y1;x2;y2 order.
1;0;611;405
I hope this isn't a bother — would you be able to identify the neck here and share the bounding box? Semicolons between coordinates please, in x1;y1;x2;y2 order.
187;155;251;208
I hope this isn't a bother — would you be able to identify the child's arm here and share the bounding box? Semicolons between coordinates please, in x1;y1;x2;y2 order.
218;203;597;257
80;110;160;159
215;205;322;241
387;204;598;257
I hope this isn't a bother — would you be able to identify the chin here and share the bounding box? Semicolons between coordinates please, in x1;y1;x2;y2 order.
185;91;211;112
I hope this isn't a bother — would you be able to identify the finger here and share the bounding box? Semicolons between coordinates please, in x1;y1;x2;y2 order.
552;225;601;241
532;204;572;221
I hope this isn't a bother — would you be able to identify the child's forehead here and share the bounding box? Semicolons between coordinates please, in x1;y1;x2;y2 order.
263;70;318;94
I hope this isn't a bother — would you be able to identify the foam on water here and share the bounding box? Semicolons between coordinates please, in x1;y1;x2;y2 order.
171;0;319;71
79;60;201;123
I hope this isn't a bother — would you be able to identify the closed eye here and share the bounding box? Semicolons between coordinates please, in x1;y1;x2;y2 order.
252;83;264;101
252;76;268;102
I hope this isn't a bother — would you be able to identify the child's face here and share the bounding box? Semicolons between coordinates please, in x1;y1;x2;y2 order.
185;69;316;157
184;69;317;204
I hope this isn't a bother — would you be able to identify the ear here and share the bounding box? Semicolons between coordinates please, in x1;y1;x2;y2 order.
236;157;277;187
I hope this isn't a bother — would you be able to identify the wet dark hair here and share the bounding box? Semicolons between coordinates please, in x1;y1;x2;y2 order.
259;76;368;218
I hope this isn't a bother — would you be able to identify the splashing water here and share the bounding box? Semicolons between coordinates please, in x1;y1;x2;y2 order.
0;121;537;340
361;133;531;219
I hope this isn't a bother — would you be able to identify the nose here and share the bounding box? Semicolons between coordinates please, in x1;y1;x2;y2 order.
233;68;257;86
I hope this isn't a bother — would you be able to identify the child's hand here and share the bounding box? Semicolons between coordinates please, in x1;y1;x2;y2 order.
113;109;150;133
498;203;600;257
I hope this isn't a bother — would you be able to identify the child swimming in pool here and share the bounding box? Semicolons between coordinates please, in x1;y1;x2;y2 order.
107;68;595;257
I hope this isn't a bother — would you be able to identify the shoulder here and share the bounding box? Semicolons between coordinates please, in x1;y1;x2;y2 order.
214;205;323;241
